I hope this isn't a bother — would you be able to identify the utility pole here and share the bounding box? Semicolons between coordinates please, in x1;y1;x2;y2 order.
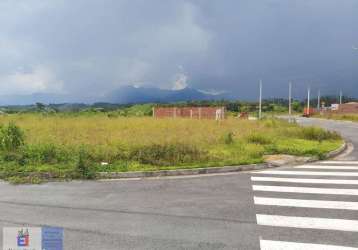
317;89;321;111
339;90;343;105
259;80;262;120
307;87;311;116
288;82;292;122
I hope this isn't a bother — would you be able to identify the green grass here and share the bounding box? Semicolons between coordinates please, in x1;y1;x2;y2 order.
0;114;343;183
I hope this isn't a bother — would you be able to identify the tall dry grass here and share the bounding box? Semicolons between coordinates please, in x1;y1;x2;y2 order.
0;114;274;148
0;114;343;183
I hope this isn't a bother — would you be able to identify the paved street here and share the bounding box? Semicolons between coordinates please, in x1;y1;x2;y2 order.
252;160;358;249
0;118;358;249
296;117;358;160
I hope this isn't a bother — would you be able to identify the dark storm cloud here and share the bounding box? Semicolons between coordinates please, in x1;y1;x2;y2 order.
0;0;357;99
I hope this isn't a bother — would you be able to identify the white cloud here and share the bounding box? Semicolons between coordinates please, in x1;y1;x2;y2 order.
0;66;63;95
198;89;227;95
172;73;188;90
0;0;357;100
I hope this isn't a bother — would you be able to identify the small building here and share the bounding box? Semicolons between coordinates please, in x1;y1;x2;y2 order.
320;102;358;115
153;106;226;120
335;102;358;114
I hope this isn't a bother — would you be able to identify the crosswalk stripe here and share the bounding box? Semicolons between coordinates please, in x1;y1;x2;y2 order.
260;239;358;250
295;165;358;170
256;214;358;232
320;161;358;165
254;197;358;210
255;170;358;176
253;164;358;249
252;185;358;195
251;176;358;185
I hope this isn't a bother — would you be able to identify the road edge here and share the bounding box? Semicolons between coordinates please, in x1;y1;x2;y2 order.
325;141;348;159
98;141;348;179
98;163;273;179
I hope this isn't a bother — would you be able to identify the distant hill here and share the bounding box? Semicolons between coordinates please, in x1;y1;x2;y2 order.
0;93;79;106
106;86;231;104
0;86;233;105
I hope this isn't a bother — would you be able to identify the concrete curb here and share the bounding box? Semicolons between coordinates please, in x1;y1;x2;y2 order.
265;141;348;167
325;141;347;159
98;141;348;180
98;163;272;179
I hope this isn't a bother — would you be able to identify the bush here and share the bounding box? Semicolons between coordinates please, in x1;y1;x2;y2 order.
263;119;278;128
0;122;25;151
19;144;75;165
300;127;341;142
224;132;234;144
37;144;57;164
76;148;96;179
246;133;273;145
107;112;119;118
2;151;23;162
131;144;208;166
7;175;43;185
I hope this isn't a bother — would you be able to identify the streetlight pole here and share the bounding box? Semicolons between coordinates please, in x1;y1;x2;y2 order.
307;87;311;116
288;82;292;122
259;80;262;120
340;90;343;105
317;89;321;111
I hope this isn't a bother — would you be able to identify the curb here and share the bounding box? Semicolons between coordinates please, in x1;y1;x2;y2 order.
325;141;347;159
98;141;348;180
98;163;272;179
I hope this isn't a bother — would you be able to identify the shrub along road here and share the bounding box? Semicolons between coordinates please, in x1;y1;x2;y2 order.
0;117;357;249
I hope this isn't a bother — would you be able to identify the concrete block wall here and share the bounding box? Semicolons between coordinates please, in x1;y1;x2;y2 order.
321;103;358;115
338;103;358;113
153;107;225;119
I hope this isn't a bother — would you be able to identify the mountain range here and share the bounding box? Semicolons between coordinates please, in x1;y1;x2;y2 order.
106;86;231;104
0;86;232;105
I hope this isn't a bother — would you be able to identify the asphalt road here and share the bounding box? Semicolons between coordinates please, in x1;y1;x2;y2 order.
0;118;357;250
295;117;358;160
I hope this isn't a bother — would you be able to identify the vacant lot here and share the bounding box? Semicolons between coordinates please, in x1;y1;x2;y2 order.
0;114;342;183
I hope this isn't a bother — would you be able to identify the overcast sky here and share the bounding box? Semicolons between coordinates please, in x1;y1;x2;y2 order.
1;0;357;100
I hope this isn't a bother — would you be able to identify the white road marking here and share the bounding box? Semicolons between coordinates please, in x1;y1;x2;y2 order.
255;170;358;176
260;239;358;250
256;214;358;232
295;165;358;170
320;161;358;165
254;163;358;249
252;185;358;195
251;176;358;185
254;197;358;210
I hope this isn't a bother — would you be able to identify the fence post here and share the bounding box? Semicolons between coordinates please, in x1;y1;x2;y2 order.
190;109;193;119
173;107;176;118
152;107;155;118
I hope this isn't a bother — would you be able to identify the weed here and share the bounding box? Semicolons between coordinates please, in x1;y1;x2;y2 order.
0;115;343;184
131;144;208;166
76;147;96;179
0;122;24;151
7;175;43;185
300;127;341;141
224;132;234;144
246;133;273;145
